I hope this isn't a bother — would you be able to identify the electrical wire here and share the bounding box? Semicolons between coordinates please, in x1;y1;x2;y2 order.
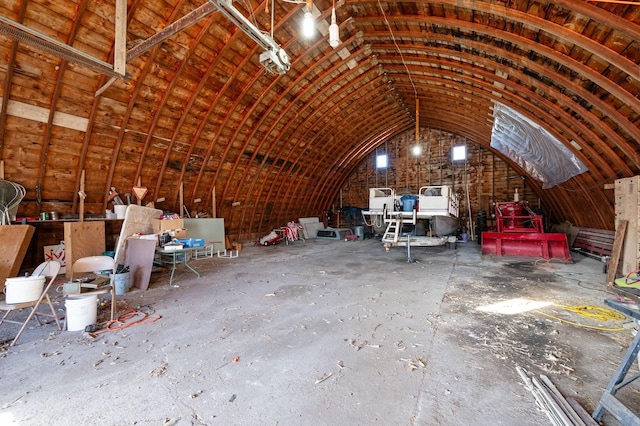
90;308;161;337
549;271;610;293
533;304;626;331
377;0;417;99
560;304;626;321
239;0;262;33
534;258;568;270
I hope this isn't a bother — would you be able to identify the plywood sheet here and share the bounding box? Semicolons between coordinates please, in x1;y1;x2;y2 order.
0;225;35;292
64;221;106;278
615;177;640;275
125;238;156;290
183;218;225;252
608;220;627;286
114;205;162;266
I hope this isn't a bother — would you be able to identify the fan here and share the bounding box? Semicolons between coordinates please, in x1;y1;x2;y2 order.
0;180;26;225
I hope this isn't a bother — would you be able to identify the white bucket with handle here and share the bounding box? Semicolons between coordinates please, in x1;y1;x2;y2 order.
4;276;45;304
65;295;97;331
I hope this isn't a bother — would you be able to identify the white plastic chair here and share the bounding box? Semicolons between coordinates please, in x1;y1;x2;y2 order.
70;256;117;322
0;260;62;346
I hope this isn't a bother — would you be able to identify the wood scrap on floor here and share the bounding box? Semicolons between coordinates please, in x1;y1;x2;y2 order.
517;366;597;426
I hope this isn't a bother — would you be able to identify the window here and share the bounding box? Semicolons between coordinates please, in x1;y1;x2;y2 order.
452;145;466;161
376;154;388;169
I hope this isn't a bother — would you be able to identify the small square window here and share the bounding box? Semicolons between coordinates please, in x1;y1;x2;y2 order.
376;154;388;169
452;145;466;161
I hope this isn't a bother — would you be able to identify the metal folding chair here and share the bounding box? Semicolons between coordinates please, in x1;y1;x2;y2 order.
70;256;117;322
0;260;62;346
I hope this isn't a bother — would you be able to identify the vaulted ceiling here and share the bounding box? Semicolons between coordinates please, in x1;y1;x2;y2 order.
0;0;638;237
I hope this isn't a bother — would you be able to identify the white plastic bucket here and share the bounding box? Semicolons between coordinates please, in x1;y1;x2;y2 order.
114;205;127;219
65;295;97;331
4;276;46;304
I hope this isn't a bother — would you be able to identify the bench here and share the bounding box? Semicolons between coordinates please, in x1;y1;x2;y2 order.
572;227;615;259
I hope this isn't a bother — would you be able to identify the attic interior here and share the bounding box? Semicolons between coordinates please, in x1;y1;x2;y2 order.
1;0;640;424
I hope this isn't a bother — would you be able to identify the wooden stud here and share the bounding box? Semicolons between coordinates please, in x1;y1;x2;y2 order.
179;182;184;218
79;170;85;223
136;177;142;206
211;187;216;218
114;0;126;76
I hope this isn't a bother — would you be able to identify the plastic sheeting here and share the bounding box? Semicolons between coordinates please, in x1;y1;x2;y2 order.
490;103;587;189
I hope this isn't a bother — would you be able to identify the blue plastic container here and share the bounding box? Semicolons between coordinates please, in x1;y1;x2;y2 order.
401;195;416;212
176;238;205;248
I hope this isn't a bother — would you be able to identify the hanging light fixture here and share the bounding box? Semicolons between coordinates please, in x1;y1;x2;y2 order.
329;0;340;48
302;0;315;38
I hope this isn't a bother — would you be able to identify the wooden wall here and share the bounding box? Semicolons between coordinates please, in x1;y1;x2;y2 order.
333;128;548;230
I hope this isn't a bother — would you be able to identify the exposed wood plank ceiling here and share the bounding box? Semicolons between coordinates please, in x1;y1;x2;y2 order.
0;0;638;237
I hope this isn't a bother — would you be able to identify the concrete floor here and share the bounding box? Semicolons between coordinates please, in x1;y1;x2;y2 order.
0;238;639;425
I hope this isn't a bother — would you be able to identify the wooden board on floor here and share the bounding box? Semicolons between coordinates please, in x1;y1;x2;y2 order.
64;221;106;278
125;238;156;290
0;225;35;292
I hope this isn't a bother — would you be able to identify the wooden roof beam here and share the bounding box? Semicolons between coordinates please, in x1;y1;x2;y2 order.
252;79;404;232
126;2;218;62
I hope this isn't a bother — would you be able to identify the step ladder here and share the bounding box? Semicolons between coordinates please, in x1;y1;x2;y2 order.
382;217;402;243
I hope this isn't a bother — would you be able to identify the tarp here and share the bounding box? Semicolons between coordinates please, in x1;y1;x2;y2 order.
490;102;587;188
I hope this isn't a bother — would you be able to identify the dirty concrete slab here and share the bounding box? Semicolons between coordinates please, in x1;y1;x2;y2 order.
0;239;638;425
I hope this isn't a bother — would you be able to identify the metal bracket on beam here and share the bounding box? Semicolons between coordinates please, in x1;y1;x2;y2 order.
207;0;290;74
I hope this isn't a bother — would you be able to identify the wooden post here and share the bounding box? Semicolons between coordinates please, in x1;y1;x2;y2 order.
114;0;127;76
415;98;419;191
79;170;85;222
211;187;216;218
136;177;142;206
179;182;184;218
0;160;4;179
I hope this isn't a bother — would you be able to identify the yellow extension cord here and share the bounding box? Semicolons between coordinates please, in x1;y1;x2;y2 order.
534;305;627;331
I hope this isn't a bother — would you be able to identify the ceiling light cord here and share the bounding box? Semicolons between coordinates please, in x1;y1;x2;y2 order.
377;0;417;100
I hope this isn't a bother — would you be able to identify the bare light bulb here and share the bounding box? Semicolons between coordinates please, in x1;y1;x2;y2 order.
302;11;315;38
412;145;422;156
329;7;340;48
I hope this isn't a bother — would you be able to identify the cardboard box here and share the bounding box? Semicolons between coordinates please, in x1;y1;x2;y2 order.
170;229;187;239
139;234;159;246
152;218;184;233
